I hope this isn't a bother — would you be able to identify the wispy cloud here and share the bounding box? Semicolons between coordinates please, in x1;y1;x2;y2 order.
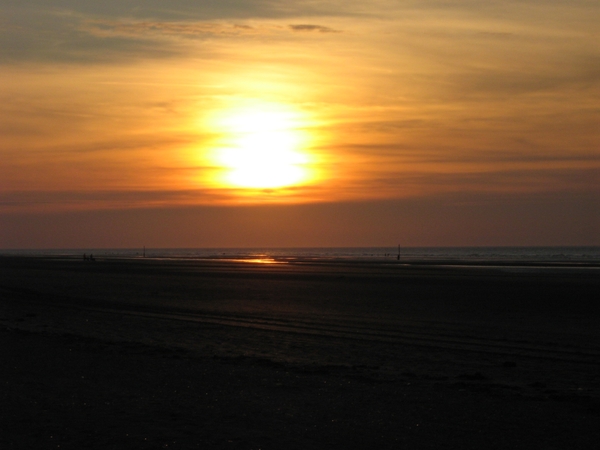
289;24;341;33
82;20;265;39
83;19;343;39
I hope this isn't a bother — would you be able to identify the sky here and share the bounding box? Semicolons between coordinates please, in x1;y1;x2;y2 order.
1;0;598;248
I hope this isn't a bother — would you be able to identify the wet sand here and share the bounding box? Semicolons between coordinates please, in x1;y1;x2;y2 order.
1;256;599;449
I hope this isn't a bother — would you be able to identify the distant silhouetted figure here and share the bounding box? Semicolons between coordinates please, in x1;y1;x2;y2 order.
89;253;95;262
83;253;87;261
397;245;401;260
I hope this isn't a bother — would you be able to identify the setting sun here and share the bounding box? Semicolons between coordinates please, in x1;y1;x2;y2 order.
206;103;318;190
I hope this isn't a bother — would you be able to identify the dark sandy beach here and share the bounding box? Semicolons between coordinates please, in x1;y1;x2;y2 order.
1;256;599;449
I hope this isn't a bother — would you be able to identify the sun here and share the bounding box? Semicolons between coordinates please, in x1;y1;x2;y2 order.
207;103;317;190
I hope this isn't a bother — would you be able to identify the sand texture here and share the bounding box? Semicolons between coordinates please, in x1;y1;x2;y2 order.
1;256;599;449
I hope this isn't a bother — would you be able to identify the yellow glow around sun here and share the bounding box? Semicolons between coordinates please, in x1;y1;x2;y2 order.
206;103;317;190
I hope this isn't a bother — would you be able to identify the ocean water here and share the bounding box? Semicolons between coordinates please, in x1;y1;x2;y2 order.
2;246;599;263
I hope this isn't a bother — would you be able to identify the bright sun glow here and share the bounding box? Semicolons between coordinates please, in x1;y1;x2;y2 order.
207;103;317;190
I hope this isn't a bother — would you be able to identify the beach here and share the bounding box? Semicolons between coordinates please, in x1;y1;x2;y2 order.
1;256;599;449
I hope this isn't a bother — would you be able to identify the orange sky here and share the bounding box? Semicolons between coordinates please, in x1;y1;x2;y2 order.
1;1;598;247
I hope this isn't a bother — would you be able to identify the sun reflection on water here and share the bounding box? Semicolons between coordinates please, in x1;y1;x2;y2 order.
229;258;284;264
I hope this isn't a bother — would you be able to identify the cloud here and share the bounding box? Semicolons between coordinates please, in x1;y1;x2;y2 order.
289;24;341;33
449;63;600;99
0;9;184;64
84;19;343;40
0;187;237;212
82;19;265;39
0;3;344;65
2;1;365;23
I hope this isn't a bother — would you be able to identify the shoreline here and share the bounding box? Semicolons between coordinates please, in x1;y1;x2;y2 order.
2;245;599;267
3;252;600;269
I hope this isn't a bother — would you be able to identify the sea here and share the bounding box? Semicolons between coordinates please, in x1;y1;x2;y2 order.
1;246;599;264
